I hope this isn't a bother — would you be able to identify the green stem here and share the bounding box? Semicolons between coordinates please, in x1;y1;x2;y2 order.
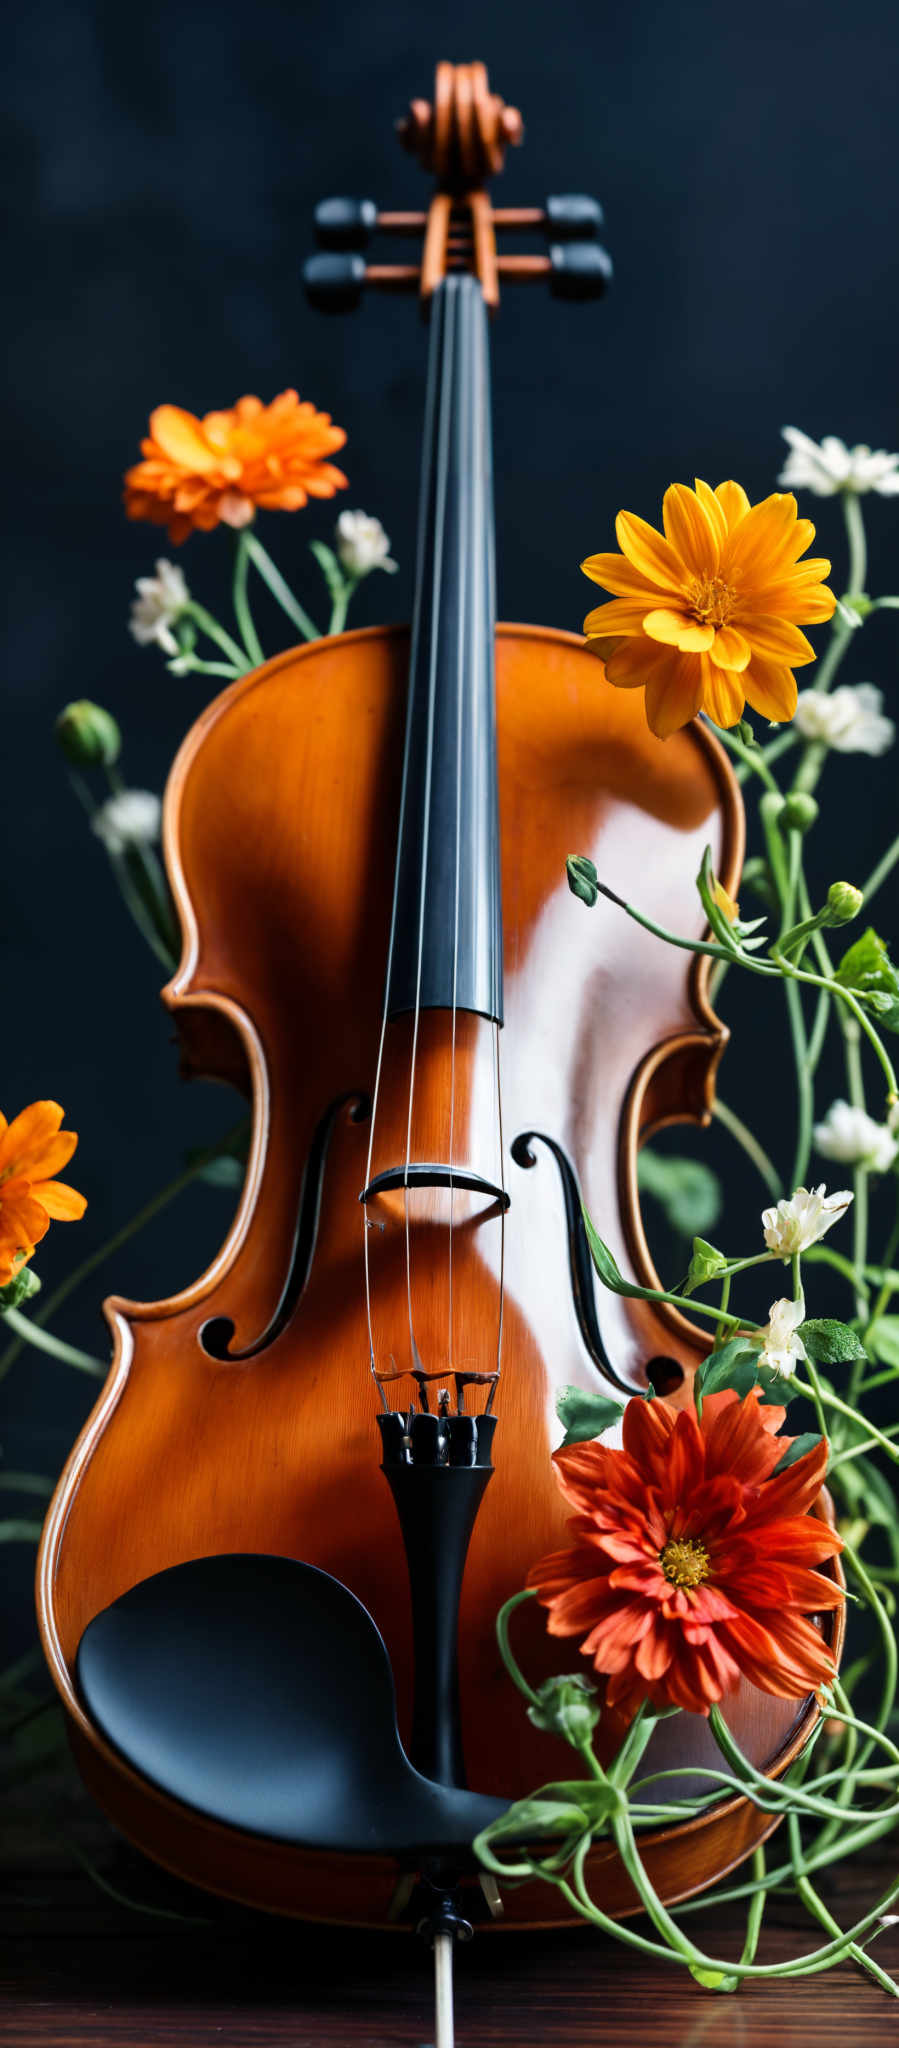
169;656;243;680
495;1588;540;1705
232;532;264;666
845;490;868;597
787;1811;897;1996
795;1370;899;1464
244;533;321;642
711;722;782;794
863;829;899;908
0;1309;104;1378
865;1184;899;1333
328;578;357;636
182;602;249;671
712;1099;784;1200
0;1116;250;1382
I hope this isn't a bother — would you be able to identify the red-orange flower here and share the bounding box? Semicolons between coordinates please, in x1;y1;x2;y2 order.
528;1389;842;1720
0;1101;86;1287
125;391;348;544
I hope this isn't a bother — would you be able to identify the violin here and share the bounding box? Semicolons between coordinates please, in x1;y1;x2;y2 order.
37;61;842;1935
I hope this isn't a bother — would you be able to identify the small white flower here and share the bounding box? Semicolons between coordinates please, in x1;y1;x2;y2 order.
762;1184;853;1258
813;1099;898;1173
779;427;899;498
794;683;895;757
334;510;397;579
92;789;162;855
129;560;191;656
758;1296;807;1379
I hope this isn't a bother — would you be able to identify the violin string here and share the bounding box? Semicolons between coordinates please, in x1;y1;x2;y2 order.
403;277;456;1390
447;286;472;1395
362;269;444;1398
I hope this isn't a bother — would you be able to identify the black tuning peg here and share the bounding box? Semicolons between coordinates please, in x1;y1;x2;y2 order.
314;197;379;250
543;194;604;240
303;252;367;313
548;241;613;300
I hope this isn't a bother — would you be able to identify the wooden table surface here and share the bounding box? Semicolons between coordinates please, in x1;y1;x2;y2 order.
2;1840;897;2048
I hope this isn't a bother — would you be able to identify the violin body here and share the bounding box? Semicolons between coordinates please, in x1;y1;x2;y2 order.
38;619;838;1924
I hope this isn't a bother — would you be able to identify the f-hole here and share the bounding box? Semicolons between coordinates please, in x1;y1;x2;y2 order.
200;1091;370;1362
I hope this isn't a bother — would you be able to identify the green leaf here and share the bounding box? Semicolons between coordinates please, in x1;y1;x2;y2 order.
830;1449;896;1529
773;1432;823;1475
695;1340;762;1399
799;1318;867;1365
308;539;346;603
866;1316;899;1369
566;854;598;907
0;1266;41;1314
681;1235;728;1296
834;928;899;1034
556;1385;624;1449
638;1154;723;1239
689;1964;739;1993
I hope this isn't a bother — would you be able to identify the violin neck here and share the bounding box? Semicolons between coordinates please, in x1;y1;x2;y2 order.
385;274;503;1026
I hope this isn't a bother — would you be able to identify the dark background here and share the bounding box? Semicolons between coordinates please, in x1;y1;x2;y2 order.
4;0;899;1657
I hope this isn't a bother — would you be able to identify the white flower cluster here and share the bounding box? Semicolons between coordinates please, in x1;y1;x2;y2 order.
780;428;899;498
92;790;162;856
762;1184;853;1258
794;683;894;757
813;1100;898;1173
335;511;397;578
129;560;190;655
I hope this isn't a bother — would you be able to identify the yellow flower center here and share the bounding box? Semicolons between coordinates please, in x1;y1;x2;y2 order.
660;1537;711;1589
688;573;736;629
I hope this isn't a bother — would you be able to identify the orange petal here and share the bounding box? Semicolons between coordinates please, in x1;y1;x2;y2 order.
583;597;657;635
644;650;705;738
0;1101;64;1177
148;405;220;474
30;1179;87;1221
700;661;745;729
662;483;720;576
715;480;752;530
739;614;817;666
580;552;660;598
603;638;659;688
709;626;751;672
721;493;799;581
742;657;798;723
615;510;686;593
694;478;728;546
643;609;715;653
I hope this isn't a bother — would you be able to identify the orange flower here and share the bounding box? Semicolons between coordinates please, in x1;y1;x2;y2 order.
0;1102;86;1287
581;480;836;739
528;1389;842;1720
125;391;348;544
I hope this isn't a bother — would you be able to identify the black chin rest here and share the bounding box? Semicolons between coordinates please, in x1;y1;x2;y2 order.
75;1554;506;1857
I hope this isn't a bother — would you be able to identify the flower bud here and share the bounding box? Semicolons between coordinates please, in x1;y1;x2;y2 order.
824;881;864;926
527;1673;600;1747
567;854;599;907
55;700;122;767
781;792;819;834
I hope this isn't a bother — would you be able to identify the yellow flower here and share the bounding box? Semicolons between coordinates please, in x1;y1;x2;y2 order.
0;1102;86;1287
581;480;836;740
712;879;740;923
